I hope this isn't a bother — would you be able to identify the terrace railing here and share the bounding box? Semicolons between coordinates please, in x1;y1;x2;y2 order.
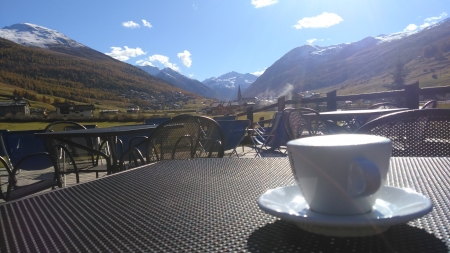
237;81;450;123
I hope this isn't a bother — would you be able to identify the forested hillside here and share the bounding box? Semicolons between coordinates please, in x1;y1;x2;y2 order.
0;38;199;105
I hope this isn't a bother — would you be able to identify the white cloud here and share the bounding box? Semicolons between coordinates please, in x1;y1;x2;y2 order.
402;12;447;32
251;0;278;8
147;54;179;71
420;23;431;29
293;12;343;29
142;19;152;28
136;60;154;66
307;38;324;44
251;68;267;76
122;21;140;28
105;46;146;61
424;12;447;22
404;24;418;32
189;73;195;78
177;50;192;68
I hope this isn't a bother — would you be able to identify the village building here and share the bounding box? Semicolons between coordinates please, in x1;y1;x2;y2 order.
0;98;30;117
126;105;140;114
99;109;119;115
53;102;95;118
210;101;240;115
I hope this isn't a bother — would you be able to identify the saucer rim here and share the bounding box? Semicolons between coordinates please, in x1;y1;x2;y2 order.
257;185;433;227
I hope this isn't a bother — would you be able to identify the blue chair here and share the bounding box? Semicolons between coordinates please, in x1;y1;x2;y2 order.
250;112;290;157
144;118;171;125
213;115;237;121
216;120;251;157
0;130;60;201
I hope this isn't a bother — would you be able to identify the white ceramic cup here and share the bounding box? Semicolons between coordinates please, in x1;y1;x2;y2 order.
287;134;392;215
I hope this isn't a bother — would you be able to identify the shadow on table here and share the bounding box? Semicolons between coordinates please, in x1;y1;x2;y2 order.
247;220;447;253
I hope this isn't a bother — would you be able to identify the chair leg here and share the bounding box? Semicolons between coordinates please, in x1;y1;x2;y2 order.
228;149;239;158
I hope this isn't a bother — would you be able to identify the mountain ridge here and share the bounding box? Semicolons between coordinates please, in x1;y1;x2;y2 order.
155;68;227;100
202;71;258;100
0;34;200;108
244;18;450;98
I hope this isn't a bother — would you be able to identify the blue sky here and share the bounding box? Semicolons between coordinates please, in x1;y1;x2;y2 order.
1;0;449;81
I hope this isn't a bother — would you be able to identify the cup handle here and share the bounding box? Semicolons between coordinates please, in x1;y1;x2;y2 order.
348;158;381;197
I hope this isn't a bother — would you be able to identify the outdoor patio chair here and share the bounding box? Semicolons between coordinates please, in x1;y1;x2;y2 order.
421;100;437;109
355;109;450;157
283;107;333;140
0;130;60;201
45;121;108;183
117;130;156;169
123;116;224;166
216;119;250;157
250;111;291;157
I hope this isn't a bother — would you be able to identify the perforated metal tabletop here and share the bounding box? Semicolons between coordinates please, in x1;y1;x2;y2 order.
1;157;449;252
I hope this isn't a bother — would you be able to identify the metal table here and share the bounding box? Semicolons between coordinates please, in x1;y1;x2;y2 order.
1;157;449;252
317;108;407;132
35;125;156;174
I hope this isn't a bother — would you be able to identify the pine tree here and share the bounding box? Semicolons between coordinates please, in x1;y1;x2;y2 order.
390;56;410;89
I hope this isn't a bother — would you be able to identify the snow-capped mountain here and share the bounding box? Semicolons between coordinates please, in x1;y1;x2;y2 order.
137;65;161;76
243;18;450;97
203;71;258;100
155;68;227;100
0;23;84;49
0;23;114;61
137;65;230;100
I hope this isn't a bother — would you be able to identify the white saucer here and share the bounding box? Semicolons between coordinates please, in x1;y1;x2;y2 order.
258;185;433;237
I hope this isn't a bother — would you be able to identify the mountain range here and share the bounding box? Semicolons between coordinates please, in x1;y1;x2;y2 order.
0;23;247;102
136;66;228;100
202;72;258;100
1;20;449;107
137;65;258;101
0;23;202;107
244;18;450;98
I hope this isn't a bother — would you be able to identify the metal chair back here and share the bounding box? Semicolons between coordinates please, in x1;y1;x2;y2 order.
421;100;437;109
355;109;450;156
142;116;224;163
366;102;399;123
45;121;106;183
283;107;331;140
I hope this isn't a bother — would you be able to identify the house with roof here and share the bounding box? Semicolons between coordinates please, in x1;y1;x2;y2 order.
126;105;140;114
0;97;30;117
210;101;240;115
53;102;95;118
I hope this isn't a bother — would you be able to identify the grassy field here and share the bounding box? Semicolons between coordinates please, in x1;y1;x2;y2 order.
0;121;133;131
1;110;271;131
